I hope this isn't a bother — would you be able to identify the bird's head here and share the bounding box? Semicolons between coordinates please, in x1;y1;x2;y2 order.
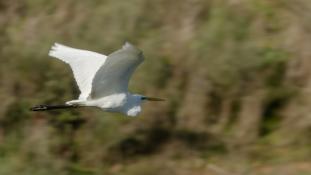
126;94;165;116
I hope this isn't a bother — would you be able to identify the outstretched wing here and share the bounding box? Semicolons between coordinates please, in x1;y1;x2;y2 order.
91;42;144;99
49;43;107;100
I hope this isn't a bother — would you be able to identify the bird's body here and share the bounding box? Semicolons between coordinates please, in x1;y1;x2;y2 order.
67;93;142;116
31;42;163;116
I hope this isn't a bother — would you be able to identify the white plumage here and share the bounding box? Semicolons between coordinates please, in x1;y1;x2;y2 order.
31;42;164;116
49;43;107;100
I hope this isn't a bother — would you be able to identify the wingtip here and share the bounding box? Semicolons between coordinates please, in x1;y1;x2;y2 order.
122;41;133;49
51;42;68;50
122;41;143;54
48;44;57;57
49;43;59;53
48;42;68;57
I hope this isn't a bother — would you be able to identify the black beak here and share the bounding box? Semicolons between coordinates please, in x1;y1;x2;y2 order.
142;97;165;101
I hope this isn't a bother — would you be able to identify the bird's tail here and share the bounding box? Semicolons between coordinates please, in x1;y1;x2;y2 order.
30;104;78;111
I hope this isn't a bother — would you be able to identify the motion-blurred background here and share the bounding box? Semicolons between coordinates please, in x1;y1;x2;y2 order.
1;0;311;174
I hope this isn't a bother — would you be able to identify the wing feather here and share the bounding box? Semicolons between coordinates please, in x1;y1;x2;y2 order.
49;43;107;100
91;42;144;99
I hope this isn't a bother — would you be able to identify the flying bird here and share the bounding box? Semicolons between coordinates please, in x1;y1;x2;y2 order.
31;42;164;116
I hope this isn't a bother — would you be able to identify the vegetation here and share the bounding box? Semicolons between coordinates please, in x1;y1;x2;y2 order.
0;0;311;174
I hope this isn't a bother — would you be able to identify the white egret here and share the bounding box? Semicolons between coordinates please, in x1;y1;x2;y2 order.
31;42;164;116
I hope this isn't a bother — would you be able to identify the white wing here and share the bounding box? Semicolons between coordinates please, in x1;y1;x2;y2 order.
49;43;107;100
91;42;144;99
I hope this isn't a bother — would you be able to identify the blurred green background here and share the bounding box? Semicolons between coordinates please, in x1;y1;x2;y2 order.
1;0;311;174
